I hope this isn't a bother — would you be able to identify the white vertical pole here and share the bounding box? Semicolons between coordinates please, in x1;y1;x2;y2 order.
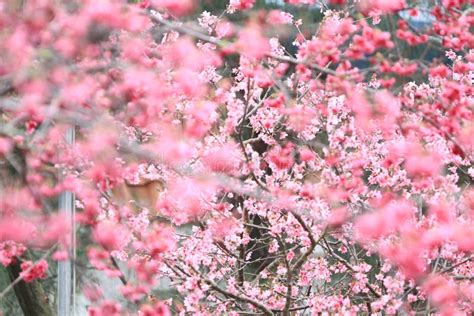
58;127;75;316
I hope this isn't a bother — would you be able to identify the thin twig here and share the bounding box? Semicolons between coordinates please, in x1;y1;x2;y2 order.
291;213;324;273
189;266;274;316
439;255;473;274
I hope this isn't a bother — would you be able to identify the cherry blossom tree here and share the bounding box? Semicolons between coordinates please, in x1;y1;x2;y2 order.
0;0;473;315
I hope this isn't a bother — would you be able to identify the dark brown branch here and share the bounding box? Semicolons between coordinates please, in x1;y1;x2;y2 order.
201;275;274;316
149;10;339;77
275;235;292;316
186;263;274;315
110;256;128;286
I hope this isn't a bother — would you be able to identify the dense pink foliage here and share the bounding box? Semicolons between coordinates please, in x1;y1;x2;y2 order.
0;0;473;315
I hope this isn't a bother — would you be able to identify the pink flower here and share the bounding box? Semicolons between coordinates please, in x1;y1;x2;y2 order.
151;128;194;166
157;178;217;224
174;68;207;98
1;0;473;313
83;284;104;302
20;259;48;282
208;217;240;240
359;0;406;14
93;222;129;251
380;243;426;279
230;0;256;10
150;0;195;16
422;275;458;311
140;302;171;316
121;284;148;301
201;142;240;174
355;200;413;242
285;0;317;4
88;300;121;316
141;224;176;258
237;23;270;60
0;137;13;155
267;10;293;25
184;101;218;138
428;201;454;224
452;224;474;252
268;144;294;170
0;241;26;267
404;149;442;178
299;148;315;162
281;106;316;133
264;93;285;109
354;212;386;242
328;207;349;228
216;21;235;38
52;250;68;261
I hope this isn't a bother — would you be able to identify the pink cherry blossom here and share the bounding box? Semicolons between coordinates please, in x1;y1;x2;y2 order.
0;1;472;315
20;259;48;282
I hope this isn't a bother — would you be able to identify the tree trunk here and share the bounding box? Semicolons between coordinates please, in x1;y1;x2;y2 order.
6;258;54;316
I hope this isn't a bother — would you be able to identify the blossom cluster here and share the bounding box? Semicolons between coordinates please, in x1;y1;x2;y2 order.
0;0;473;315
